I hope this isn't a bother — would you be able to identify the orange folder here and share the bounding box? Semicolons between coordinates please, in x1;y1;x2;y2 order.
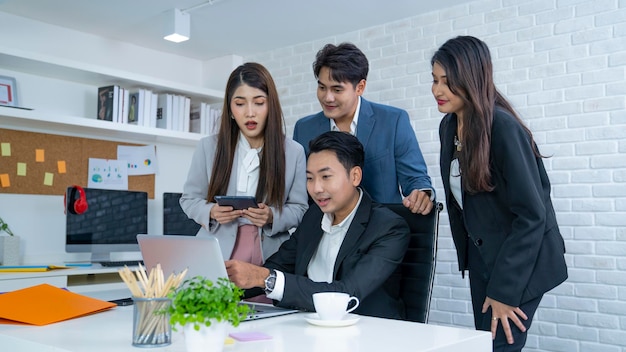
0;283;116;326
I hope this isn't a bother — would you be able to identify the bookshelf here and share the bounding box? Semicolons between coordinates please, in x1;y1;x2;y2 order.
0;48;224;146
0;45;227;267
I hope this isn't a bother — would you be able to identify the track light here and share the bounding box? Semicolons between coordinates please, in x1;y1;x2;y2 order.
164;8;190;43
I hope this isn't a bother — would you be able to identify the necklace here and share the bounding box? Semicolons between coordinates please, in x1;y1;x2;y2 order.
454;135;462;152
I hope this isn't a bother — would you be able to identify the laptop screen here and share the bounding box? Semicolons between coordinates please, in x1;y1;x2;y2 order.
136;234;299;320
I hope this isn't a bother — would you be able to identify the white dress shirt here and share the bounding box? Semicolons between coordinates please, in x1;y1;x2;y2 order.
330;96;361;135
450;158;463;209
235;132;262;225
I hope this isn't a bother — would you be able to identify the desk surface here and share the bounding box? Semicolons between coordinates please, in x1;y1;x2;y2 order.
0;306;490;351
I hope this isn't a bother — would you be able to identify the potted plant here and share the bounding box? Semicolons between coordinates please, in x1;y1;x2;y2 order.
0;216;20;266
168;276;250;352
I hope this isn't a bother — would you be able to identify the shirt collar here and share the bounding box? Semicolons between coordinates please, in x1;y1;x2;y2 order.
330;96;361;135
321;188;363;233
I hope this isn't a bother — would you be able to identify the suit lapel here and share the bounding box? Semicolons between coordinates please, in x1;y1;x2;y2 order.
333;192;372;276
355;98;375;149
315;112;331;135
440;114;456;185
226;151;240;194
296;206;325;274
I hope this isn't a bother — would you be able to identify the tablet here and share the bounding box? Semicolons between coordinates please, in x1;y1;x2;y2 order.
214;196;258;210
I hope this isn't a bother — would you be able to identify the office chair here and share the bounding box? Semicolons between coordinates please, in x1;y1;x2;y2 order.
384;201;443;323
163;192;201;236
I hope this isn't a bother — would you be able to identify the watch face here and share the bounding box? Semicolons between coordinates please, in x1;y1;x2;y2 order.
264;270;277;293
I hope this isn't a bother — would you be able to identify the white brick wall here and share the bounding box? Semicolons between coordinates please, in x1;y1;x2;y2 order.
247;0;626;350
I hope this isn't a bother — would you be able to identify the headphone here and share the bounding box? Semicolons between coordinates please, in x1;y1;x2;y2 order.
65;185;88;215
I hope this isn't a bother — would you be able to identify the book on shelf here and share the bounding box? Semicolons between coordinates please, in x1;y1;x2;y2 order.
96;85;119;121
209;105;223;135
119;88;130;124
183;96;191;132
200;102;208;134
156;93;174;130
171;94;180;131
176;95;186;132
141;89;153;128
190;102;201;133
150;91;158;128
128;91;140;124
116;87;123;123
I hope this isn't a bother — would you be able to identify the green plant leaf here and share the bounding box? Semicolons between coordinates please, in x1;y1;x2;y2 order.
167;276;250;331
0;217;15;236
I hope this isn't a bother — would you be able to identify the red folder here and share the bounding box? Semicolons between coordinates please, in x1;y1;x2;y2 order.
0;284;116;326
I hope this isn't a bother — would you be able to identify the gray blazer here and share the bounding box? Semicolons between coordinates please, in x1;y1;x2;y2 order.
180;135;308;261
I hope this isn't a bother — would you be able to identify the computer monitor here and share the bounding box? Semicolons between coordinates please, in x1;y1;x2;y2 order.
163;192;200;236
65;187;148;263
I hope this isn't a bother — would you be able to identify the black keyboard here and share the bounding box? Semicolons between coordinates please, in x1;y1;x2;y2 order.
99;260;144;267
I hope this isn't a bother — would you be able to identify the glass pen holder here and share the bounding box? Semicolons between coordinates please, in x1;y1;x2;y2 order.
132;296;172;347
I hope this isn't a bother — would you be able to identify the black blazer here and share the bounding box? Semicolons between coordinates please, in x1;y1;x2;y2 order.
439;108;567;307
264;191;410;319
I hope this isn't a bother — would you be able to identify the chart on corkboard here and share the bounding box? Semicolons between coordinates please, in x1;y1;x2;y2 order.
0;128;155;198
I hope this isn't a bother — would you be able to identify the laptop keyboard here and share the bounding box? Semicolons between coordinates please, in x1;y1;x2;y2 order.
240;302;299;321
99;260;144;267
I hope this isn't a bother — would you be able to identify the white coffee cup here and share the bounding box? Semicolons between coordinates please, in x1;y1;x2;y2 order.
312;292;360;321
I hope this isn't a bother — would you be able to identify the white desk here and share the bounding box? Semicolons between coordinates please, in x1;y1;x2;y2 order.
0;306;490;351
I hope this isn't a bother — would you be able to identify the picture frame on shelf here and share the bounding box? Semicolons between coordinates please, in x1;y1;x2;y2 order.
0;75;18;107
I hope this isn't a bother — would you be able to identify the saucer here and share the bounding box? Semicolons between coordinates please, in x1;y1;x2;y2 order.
304;313;360;327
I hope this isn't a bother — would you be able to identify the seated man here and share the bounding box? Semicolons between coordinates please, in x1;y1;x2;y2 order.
226;131;410;319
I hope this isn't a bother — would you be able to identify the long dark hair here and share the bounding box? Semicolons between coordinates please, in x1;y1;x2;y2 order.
431;35;540;193
206;62;286;210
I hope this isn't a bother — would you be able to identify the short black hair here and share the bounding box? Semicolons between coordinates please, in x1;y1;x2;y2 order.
308;131;364;173
313;43;369;87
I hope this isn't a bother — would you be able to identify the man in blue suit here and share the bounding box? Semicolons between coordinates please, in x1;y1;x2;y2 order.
293;43;434;215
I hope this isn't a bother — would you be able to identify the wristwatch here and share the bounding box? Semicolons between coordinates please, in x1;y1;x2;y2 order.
264;269;277;295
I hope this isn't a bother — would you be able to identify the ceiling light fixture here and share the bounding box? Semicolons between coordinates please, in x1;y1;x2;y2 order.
164;8;190;43
163;0;226;43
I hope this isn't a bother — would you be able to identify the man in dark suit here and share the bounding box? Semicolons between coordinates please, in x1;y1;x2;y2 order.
226;131;410;319
293;42;434;215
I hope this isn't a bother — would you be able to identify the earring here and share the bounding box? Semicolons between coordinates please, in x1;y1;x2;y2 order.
230;115;234;119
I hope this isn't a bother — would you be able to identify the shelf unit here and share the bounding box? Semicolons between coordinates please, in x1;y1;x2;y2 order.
0;47;224;146
0;266;131;295
0;106;205;147
0;46;223;279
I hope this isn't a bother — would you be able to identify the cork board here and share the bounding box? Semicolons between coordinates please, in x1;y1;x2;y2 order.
0;128;155;198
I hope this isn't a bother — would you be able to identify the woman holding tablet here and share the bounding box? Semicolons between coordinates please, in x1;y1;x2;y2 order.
180;63;308;282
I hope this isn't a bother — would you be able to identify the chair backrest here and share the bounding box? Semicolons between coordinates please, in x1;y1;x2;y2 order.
384;202;443;323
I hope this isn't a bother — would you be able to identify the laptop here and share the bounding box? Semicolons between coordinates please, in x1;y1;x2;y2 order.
136;234;299;321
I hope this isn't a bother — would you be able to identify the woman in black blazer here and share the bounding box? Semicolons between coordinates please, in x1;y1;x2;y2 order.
431;36;567;351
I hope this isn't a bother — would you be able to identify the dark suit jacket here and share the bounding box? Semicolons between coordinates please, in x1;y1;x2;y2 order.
264;190;410;319
293;97;433;203
439;108;567;307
